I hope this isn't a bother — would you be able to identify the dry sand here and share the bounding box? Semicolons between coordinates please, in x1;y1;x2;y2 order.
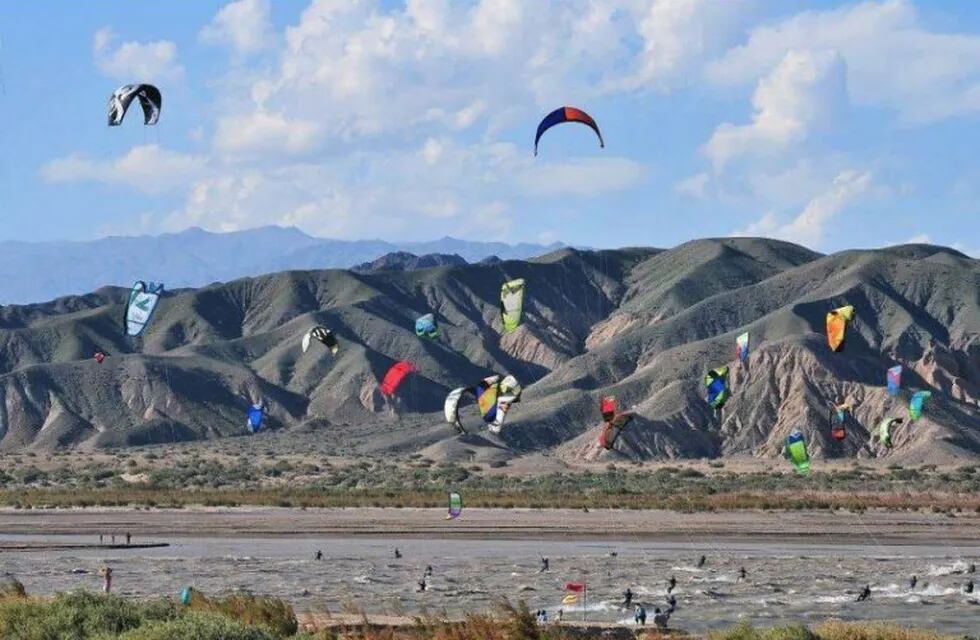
0;507;976;544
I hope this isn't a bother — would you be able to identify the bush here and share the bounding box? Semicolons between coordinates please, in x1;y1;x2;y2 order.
0;591;175;639
114;611;277;640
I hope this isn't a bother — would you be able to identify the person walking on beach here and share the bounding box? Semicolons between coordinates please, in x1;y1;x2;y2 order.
622;587;633;609
667;575;676;594
856;584;871;602
125;532;131;546
100;567;112;594
633;605;646;626
909;575;917;589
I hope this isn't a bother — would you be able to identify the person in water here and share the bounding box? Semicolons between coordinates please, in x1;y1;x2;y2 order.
696;555;706;568
622;587;633;609
738;567;747;581
909;575;917;589
856;585;871;602
667;575;677;594
424;565;433;577
653;606;672;630
966;580;975;594
633;605;647;626
394;548;402;559
539;557;549;573
666;595;677;612
100;567;113;594
970;563;977;574
417;576;427;592
314;550;323;561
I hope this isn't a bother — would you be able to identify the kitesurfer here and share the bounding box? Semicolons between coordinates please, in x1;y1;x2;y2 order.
539;557;549;573
314;550;323;561
622;587;633;609
633;605;646;626
394;548;402;559
856;585;871;602
909;575;917;589
667;575;677;594
970;563;976;574
966;580;975;594
417;576;427;592
738;567;747;581
697;555;706;568
425;565;433;577
125;532;131;545
666;595;677;612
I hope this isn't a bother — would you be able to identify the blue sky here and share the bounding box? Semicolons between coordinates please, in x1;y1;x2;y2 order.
0;0;978;254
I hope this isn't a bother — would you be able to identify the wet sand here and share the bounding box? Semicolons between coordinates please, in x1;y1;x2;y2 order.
0;506;978;543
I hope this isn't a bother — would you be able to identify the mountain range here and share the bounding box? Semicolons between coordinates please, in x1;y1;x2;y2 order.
0;237;976;464
0;226;562;304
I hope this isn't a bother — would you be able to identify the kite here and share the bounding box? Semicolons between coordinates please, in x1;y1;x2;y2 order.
247;402;266;434
598;396;633;450
908;391;932;421
784;430;810;474
446;491;462;520
887;365;902;396
125;281;164;337
534;107;604;155
302;325;338;355
93;351;107;364
380;361;418;397
826;305;855;352
877;417;903;448
500;279;526;333
415;313;438;339
735;332;750;365
444;374;522;434
107;84;162;126
704;366;730;411
828;401;851;441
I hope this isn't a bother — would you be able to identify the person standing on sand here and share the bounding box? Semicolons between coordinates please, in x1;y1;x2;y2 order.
125;532;131;546
111;534;116;544
99;534;103;544
100;567;112;593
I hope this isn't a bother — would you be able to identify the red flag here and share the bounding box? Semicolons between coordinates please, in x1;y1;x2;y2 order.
564;582;585;592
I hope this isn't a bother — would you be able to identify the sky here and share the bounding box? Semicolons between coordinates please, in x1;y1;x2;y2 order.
0;0;978;255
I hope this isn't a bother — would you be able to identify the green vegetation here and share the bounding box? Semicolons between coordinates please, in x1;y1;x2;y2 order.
0;590;969;640
0;454;977;511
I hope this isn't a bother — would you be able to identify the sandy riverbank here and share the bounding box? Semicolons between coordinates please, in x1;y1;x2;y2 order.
0;506;976;543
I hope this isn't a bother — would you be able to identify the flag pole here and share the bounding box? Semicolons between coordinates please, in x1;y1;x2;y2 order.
583;582;587;623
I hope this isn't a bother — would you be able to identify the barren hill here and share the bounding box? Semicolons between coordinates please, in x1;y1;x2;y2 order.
0;238;976;465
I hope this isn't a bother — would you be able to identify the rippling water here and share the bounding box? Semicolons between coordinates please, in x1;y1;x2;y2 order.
3;535;978;634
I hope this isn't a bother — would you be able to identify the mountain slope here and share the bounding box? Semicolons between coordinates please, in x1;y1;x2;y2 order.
0;239;976;466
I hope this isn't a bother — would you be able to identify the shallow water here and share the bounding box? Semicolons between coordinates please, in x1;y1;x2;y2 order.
2;535;979;634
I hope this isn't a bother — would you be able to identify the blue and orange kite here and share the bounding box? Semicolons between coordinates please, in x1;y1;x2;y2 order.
534;106;604;155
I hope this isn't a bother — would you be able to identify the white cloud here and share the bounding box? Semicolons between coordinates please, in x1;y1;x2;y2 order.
704;49;846;170
42;145;206;194
213;111;320;157
519;157;646;197
675;172;710;199
732;169;872;247
904;233;931;244
200;0;273;54
706;0;980;123
93;27;183;81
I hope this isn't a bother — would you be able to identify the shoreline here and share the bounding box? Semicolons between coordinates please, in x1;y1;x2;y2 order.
0;506;977;545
